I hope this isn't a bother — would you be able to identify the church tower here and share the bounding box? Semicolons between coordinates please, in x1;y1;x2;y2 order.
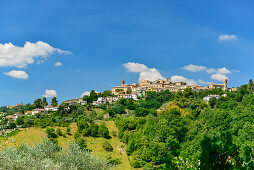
224;78;228;90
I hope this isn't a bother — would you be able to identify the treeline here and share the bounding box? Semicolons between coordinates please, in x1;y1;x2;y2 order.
114;80;254;169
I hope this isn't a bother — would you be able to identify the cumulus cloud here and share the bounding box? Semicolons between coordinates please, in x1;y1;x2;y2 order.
54;61;62;67
123;62;165;81
171;75;197;85
205;67;231;82
206;68;217;74
0;41;71;68
182;64;207;72
218;34;237;41
4;70;28;79
80;91;90;98
206;67;231;74
43;89;57;98
211;73;228;82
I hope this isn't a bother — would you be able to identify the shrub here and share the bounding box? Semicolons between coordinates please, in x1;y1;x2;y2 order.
56;129;63;136
76;137;87;150
108;158;122;165
46;128;58;138
0;140;111;169
66;127;71;135
74;132;80;140
103;141;113;152
98;125;110;139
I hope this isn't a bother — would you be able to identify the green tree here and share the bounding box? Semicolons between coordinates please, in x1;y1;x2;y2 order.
42;97;48;107
200;132;242;169
209;97;217;108
98;124;110;138
34;98;43;108
51;97;58;107
112;103;125;114
46;128;58;138
247;79;254;93
16;116;24;125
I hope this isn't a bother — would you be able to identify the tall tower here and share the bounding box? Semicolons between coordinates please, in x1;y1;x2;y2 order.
122;79;125;85
224;78;228;90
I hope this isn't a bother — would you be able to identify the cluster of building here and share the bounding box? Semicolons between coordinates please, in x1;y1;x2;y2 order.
3;78;237;121
111;78;231;97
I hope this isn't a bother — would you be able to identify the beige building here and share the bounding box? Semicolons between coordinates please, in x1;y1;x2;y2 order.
112;80;134;95
139;78;187;92
209;79;228;91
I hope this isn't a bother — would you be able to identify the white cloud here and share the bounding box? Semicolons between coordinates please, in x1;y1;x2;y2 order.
206;68;217;74
4;70;28;79
217;67;231;74
0;41;71;68
218;34;237;41
123;62;148;72
54;61;62;67
80;91;90;98
123;62;165;81
182;64;207;72
206;67;231;74
211;73;228;82
171;75;197;85
43;89;57;98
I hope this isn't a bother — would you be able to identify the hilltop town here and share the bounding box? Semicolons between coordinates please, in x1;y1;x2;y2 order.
3;78;235;114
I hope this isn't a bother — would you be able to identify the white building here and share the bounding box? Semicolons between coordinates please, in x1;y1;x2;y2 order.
32;108;46;115
203;95;221;104
44;105;58;111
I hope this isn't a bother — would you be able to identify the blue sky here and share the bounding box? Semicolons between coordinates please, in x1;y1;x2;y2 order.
0;0;254;106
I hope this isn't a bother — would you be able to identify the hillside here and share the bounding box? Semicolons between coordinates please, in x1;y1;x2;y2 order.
0;122;133;169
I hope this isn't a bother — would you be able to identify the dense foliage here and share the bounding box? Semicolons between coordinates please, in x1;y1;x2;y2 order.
114;83;254;168
0;140;111;170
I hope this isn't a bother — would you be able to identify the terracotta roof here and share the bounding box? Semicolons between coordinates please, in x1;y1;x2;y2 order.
6;115;16;119
33;108;45;111
25;111;32;114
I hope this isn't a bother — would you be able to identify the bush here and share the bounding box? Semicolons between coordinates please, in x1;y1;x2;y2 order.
56;129;63;136
108;158;122;165
76;137;87;150
16;116;24;125
74;132;80;140
9;122;16;129
46;128;58;138
0;140;111;169
49;137;58;145
98;125;110;139
103;141;113;152
90;123;98;137
66;127;71;135
112;103;125;114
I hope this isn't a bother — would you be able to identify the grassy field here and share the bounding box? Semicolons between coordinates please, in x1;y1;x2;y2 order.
0;121;135;169
0;124;77;149
84;121;132;170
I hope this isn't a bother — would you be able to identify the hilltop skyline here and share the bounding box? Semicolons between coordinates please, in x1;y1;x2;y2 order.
1;0;254;105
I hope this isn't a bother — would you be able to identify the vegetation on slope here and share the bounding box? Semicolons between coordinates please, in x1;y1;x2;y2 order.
0;140;111;170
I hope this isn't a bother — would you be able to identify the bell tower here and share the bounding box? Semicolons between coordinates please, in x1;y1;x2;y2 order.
224;78;228;90
122;79;125;85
